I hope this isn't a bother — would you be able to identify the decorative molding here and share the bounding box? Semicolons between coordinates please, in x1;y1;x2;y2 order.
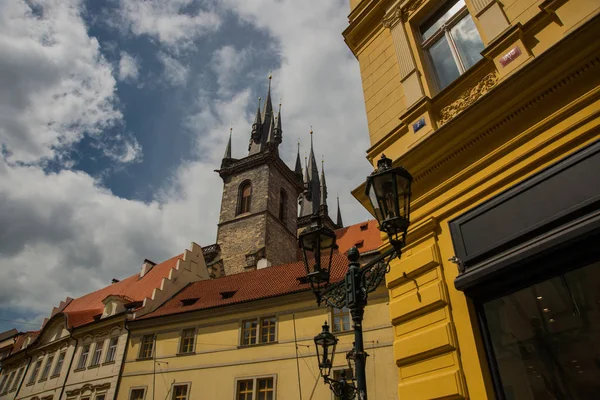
65;382;110;396
403;0;425;20
382;5;402;29
438;72;499;125
418;57;599;183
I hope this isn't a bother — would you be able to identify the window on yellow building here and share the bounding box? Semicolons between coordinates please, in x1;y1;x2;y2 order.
105;337;118;363
171;383;190;400
28;359;42;384
179;328;195;354
332;307;351;332
39;353;54;381
89;340;104;366
419;0;484;91
77;344;90;369
138;334;154;359
95;394;106;400
241;316;276;345
129;388;146;400
52;351;66;377
333;368;354;400
236;377;275;400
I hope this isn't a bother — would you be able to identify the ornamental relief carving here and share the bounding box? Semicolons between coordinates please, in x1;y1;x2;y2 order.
382;0;425;28
439;72;499;125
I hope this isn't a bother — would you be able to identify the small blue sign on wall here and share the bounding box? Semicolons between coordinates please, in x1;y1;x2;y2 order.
413;117;426;133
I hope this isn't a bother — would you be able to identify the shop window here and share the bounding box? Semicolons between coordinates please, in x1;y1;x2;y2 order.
237;181;252;215
39;353;54;381
129;388;146;400
89;340;104;367
178;328;195;354
332;307;352;332
138;335;155;359
51;351;66;377
278;189;287;223
419;0;484;91
105;337;118;363
236;376;275;400
241;316;276;346
28;359;42;384
481;260;600;399
171;383;190;400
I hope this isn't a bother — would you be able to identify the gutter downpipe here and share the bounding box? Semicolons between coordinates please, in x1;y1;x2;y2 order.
113;317;131;400
58;326;78;400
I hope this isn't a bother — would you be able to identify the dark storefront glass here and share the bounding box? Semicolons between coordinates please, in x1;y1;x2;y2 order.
483;261;600;399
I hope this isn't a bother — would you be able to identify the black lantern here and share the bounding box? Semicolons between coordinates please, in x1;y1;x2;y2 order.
365;154;412;248
346;343;358;377
314;321;338;378
299;225;338;296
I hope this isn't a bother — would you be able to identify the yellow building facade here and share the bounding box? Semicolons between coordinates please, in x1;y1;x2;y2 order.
345;0;600;399
117;257;398;400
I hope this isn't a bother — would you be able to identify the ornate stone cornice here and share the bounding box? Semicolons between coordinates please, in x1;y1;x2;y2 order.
438;72;499;125
382;0;424;28
66;382;110;396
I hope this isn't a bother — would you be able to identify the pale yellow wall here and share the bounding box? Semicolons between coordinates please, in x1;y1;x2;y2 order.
358;27;406;146
119;289;398;400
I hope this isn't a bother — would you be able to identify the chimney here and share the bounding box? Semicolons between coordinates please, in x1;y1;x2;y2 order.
140;259;156;278
111;278;120;284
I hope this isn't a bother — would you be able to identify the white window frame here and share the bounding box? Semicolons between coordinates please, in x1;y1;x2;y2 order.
234;374;277;400
419;0;482;92
177;328;196;355
51;351;67;377
39;353;55;381
331;307;352;333
128;386;147;400
28;359;42;385
138;334;155;359
239;316;277;346
89;340;104;367
105;337;119;363
170;382;191;400
77;344;91;370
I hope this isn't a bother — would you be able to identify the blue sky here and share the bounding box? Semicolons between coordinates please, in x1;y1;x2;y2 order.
0;0;372;332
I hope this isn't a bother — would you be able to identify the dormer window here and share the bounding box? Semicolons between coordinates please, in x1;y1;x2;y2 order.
237;181;252;215
420;0;484;91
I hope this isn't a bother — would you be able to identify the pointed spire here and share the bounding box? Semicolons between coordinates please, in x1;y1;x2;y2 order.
224;127;232;159
320;157;328;207
263;75;273;122
273;102;282;144
336;195;344;228
251;97;262;142
294;141;302;176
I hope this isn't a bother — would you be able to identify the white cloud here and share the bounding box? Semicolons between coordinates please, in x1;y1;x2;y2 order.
158;51;189;86
211;45;252;94
119;0;222;50
0;0;122;164
118;51;140;81
96;133;144;163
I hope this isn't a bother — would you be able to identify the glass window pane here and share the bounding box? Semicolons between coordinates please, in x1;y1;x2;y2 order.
482;261;600;400
428;37;461;90
450;14;484;70
420;0;465;41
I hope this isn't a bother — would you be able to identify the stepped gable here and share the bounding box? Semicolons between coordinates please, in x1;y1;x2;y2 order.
141;253;350;319
60;254;183;328
334;219;381;254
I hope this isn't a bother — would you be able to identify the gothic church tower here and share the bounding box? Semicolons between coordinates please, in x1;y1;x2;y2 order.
215;78;303;275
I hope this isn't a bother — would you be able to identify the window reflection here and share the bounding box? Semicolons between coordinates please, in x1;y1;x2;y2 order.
483;261;600;399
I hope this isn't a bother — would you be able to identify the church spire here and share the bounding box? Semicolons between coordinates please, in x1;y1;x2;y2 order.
294;141;302;177
224;127;232;159
273;102;282;145
262;75;273;123
320;157;328;207
336;195;344;228
251;98;262;142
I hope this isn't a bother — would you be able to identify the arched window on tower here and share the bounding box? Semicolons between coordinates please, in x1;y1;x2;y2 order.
237;181;252;215
279;189;288;223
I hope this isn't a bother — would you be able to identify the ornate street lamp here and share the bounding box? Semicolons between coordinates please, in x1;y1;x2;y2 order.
365;154;412;251
300;154;412;400
314;321;338;378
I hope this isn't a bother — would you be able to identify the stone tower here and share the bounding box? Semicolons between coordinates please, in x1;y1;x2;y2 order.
215;79;303;275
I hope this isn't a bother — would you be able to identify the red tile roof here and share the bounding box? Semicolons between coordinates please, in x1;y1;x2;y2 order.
61;254;183;328
141;253;351;320
335;219;381;254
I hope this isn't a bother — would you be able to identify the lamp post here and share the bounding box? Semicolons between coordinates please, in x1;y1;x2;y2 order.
300;154;412;400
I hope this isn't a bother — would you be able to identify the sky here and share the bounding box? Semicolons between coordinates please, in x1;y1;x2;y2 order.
0;0;373;333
